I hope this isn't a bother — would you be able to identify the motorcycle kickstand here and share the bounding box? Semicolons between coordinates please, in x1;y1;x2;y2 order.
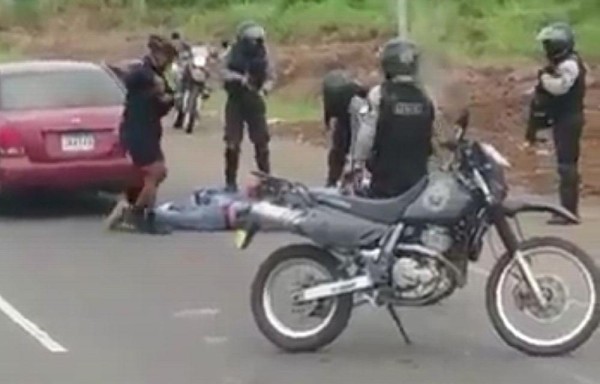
387;305;412;345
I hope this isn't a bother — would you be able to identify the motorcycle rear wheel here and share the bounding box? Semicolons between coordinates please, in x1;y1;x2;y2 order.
486;236;600;356
250;243;353;353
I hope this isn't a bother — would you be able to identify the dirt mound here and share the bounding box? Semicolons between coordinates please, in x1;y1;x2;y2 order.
273;42;600;196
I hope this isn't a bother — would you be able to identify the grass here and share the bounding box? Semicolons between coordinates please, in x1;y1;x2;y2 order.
0;44;20;63
205;90;320;123
2;0;600;58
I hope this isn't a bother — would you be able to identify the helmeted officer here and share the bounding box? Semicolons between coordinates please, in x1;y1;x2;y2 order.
532;22;586;224
221;21;275;192
351;38;435;198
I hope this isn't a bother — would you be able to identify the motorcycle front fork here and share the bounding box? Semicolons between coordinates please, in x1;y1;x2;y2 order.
492;208;548;307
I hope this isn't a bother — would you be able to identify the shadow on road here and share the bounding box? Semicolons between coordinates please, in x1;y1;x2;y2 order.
0;192;118;219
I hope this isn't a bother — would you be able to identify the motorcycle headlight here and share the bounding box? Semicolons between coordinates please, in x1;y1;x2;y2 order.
193;55;207;67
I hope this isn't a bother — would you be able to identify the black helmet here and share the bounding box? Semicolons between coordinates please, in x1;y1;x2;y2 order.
236;20;266;42
235;21;266;56
536;22;575;61
379;38;419;79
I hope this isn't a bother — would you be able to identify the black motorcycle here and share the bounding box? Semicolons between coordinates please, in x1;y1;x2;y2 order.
234;111;600;356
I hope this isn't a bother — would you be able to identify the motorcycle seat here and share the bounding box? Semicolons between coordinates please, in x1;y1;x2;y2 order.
313;177;428;224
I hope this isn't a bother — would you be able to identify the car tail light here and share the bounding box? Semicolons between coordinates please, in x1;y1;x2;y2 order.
0;127;25;157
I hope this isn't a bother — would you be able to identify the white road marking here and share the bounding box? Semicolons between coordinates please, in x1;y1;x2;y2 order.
173;307;221;318
0;294;67;353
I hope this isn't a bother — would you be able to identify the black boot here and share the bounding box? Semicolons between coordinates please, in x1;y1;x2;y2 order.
548;165;580;225
173;111;184;129
225;147;240;192
142;210;172;235
255;144;271;174
326;148;345;188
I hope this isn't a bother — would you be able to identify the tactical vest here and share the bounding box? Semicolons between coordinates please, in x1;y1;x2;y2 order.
548;53;586;121
225;42;268;94
372;80;434;171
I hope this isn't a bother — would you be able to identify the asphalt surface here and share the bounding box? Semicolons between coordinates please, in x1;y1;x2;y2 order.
1;127;600;384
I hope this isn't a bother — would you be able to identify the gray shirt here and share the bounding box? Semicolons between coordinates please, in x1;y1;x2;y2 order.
540;57;580;96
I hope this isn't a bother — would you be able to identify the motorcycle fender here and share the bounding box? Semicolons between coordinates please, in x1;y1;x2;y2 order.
502;198;579;224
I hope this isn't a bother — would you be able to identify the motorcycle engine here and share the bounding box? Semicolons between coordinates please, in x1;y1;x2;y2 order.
420;225;453;254
392;257;440;298
391;226;454;299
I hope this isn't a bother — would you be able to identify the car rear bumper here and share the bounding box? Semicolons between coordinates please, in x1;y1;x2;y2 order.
0;157;139;192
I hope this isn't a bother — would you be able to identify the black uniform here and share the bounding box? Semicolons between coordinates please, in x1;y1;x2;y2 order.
120;56;174;167
222;39;272;189
368;81;435;198
547;53;586;216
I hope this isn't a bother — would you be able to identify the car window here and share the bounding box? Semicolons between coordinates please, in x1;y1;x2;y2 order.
0;67;125;111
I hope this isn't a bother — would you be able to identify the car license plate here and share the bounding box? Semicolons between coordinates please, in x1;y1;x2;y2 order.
61;133;95;152
234;229;248;249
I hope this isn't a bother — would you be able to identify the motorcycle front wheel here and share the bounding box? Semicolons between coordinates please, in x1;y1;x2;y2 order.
486;236;600;356
250;243;353;353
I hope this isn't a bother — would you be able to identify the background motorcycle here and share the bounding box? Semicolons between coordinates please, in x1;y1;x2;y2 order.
233;110;600;357
173;45;211;134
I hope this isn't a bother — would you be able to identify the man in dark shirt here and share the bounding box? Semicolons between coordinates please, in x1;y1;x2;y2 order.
107;34;178;234
321;69;368;187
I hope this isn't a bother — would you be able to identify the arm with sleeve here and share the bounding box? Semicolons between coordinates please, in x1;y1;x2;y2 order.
124;65;155;92
351;85;381;165
220;50;246;84
540;59;579;96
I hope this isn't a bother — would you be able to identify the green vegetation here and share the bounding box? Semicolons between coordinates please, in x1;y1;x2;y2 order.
204;90;319;122
1;0;599;58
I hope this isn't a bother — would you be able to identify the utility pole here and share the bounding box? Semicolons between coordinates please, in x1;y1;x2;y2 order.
397;0;408;38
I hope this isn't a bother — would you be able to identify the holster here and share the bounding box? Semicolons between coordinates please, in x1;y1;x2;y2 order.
528;86;553;131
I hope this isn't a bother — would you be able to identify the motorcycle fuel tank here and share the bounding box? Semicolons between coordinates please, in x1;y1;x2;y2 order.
403;172;474;224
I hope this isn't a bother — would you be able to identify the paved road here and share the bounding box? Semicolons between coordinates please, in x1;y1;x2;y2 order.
1;128;600;384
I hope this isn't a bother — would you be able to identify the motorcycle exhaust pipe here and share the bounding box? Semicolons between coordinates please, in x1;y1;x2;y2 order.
229;201;305;231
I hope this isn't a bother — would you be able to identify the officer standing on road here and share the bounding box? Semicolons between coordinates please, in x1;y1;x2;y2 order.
350;38;436;198
531;22;586;224
221;21;275;192
321;69;369;188
106;34;178;234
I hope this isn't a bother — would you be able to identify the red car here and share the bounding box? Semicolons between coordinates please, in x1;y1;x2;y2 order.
0;60;138;194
